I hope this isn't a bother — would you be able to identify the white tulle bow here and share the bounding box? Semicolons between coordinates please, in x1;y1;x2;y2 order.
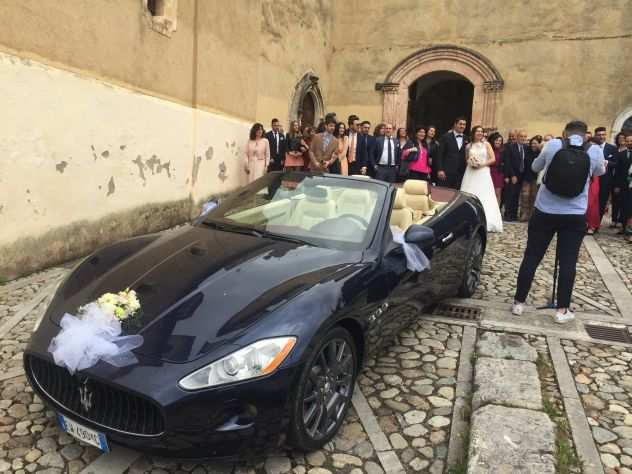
390;226;431;272
48;303;144;374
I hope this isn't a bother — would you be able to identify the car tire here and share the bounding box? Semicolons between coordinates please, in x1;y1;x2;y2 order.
458;232;484;298
288;326;357;451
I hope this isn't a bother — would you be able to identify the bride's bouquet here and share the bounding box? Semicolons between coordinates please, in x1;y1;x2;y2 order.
468;154;484;168
48;289;144;374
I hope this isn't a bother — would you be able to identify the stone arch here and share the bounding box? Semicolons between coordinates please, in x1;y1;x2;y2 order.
289;72;325;128
377;45;504;131
612;105;632;140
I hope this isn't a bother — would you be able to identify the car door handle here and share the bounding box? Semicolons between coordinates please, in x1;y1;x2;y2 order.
441;232;454;244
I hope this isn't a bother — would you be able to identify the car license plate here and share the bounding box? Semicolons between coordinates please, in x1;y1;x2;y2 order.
57;414;109;452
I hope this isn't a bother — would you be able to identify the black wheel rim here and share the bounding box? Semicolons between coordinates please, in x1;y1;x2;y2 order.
466;237;483;293
302;338;354;440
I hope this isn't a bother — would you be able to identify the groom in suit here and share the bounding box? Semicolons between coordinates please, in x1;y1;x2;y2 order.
436;117;468;189
503;129;529;221
265;118;286;172
371;123;401;182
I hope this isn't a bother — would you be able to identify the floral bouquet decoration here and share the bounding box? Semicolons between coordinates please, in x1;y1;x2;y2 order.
48;289;144;374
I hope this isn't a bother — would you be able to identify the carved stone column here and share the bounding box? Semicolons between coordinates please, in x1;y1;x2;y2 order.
481;80;504;132
377;82;401;126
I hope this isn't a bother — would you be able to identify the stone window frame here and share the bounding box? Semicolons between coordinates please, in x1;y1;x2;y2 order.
142;0;178;37
612;105;632;141
289;72;325;128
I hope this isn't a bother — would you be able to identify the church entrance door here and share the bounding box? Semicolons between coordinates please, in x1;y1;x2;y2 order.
408;72;473;136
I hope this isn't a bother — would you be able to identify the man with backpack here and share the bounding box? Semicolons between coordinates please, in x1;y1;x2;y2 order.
511;121;605;323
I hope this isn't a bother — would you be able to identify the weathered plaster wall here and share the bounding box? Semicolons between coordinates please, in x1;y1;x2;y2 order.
0;0;334;279
0;0;196;108
0;51;250;278
329;0;632;135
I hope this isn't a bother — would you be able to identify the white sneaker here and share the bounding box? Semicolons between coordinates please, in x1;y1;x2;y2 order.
511;302;524;316
554;310;575;324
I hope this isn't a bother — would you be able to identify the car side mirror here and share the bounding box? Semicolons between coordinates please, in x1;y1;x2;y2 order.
193;199;219;225
404;225;435;247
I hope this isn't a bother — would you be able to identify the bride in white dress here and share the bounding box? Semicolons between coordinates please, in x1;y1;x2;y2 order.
460;126;503;233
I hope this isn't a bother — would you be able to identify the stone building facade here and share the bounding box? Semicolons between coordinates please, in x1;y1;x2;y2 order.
1;0;631;278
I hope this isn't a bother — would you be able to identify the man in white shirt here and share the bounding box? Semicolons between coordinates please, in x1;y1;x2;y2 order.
593;127;619;222
371;124;400;183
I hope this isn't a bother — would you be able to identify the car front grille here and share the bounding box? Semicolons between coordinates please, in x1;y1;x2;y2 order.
27;355;164;436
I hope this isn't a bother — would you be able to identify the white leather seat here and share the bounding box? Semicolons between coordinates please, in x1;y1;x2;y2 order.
290;186;336;230
337;189;371;219
403;180;432;221
389;188;413;231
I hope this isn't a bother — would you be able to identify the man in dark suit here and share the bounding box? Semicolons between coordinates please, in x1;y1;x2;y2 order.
593;127;619;222
435;117;468;189
503;129;529;221
371;123;400;182
346;115;361;175
351;120;374;176
266;118;286;172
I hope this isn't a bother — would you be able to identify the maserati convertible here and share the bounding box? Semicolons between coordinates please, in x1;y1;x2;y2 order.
24;172;486;459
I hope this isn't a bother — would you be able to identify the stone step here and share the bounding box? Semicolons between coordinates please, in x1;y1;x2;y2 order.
467;404;556;473
472;357;542;411
476;331;538;362
464;331;556;473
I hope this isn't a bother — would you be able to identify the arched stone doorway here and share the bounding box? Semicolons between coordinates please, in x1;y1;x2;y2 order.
289;72;325;128
377;45;504;133
612;106;632;141
408;71;474;135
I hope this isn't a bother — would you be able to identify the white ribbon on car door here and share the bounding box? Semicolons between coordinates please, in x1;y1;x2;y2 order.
390;226;431;272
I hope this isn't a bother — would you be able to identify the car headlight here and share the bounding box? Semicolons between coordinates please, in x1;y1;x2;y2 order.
178;337;297;390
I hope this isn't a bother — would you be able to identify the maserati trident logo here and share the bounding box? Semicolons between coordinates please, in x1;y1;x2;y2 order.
78;379;93;413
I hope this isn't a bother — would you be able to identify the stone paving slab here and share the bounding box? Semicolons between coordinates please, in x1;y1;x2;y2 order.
472;358;542;411
467;404;556;474
475;331;537;362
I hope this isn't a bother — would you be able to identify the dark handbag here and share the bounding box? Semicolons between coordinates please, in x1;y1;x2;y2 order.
287;137;302;152
399;159;411;178
404;141;420;162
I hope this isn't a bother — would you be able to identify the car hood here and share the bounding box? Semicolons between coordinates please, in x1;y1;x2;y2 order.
46;225;361;363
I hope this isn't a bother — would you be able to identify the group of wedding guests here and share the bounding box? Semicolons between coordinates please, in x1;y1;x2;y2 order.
243;114;632;239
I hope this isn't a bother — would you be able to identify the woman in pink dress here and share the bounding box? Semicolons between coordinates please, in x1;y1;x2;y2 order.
244;123;270;183
487;132;505;205
401;126;431;181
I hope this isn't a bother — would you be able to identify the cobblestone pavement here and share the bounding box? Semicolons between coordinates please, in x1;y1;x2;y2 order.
563;340;632;474
595;232;632;295
0;222;630;473
358;321;461;474
0;268;102;474
476;222;620;315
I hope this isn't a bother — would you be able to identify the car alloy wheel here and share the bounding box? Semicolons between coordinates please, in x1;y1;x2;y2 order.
459;233;483;297
289;327;356;450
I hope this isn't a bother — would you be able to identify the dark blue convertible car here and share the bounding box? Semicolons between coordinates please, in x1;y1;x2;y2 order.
25;172;486;459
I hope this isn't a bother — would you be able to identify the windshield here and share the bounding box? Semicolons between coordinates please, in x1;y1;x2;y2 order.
201;172;387;251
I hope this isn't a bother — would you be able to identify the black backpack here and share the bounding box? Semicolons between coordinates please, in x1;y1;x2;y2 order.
543;140;591;197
